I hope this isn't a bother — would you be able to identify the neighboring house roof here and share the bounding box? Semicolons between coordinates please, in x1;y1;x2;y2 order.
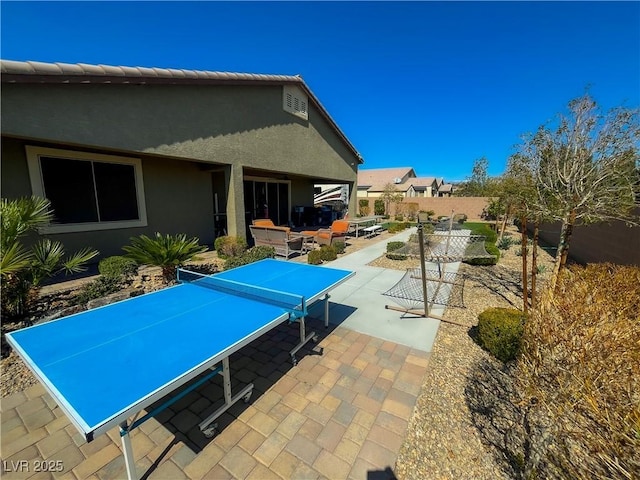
439;184;454;193
402;177;437;191
357;167;415;189
0;59;363;163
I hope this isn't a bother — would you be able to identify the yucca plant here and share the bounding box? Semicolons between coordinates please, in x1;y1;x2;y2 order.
122;233;207;283
1;197;99;318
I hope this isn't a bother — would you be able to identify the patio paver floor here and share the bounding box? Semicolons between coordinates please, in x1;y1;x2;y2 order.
1;321;430;480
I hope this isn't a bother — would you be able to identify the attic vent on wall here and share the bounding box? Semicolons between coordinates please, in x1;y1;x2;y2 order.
283;85;308;120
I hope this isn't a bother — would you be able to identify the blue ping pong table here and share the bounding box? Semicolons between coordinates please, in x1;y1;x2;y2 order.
6;258;354;480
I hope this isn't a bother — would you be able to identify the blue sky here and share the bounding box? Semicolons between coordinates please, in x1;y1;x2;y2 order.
1;1;638;182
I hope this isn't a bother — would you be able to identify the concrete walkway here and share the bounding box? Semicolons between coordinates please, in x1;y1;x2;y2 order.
0;232;447;480
312;227;445;353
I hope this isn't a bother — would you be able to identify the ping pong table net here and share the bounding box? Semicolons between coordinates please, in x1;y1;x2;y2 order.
177;269;307;318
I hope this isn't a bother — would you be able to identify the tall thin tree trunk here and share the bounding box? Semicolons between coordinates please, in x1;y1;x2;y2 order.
498;206;510;242
521;215;529;313
550;210;576;293
531;221;539;309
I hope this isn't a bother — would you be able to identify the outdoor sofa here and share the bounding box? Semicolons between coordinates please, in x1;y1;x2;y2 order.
249;220;304;259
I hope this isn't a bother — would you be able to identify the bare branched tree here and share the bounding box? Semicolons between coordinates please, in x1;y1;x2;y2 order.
519;93;640;291
380;183;404;216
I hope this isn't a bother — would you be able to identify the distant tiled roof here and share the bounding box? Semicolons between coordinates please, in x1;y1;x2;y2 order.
368;183;410;193
0;59;363;162
439;183;454;192
357;167;415;189
403;177;436;188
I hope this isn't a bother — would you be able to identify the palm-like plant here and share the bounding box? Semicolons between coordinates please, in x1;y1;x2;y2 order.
122;233;207;283
1;197;99;318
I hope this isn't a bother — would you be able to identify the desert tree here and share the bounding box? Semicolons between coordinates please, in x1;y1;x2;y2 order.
500;153;545;311
379;183;404;216
455;157;493;197
520;93;640;291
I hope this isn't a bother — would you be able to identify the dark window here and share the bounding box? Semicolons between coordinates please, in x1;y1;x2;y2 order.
40;156;139;224
94;163;139;221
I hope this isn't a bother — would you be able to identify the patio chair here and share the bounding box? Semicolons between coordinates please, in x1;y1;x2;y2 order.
303;220;350;247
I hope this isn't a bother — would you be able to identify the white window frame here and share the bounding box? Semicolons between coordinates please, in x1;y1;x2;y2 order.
26;146;148;234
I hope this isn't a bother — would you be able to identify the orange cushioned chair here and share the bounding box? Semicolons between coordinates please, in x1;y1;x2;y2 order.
303;220;350;247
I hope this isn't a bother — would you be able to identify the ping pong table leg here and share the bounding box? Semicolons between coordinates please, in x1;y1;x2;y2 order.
199;357;253;438
324;293;330;328
120;421;138;480
290;316;319;365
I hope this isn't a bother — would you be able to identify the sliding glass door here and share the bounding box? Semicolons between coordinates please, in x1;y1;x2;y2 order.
244;178;290;227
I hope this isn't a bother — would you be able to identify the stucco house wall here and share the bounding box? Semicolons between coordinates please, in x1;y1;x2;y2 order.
1;61;362;258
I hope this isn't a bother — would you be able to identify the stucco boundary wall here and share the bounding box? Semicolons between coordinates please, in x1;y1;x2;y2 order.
534;207;640;267
390;197;491;220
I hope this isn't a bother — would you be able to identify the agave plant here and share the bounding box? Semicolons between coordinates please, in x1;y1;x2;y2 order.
122;233;207;283
1;197;99;318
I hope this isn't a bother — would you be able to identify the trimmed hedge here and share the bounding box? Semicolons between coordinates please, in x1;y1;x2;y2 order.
74;275;123;305
465;243;500;265
387;241;405;252
319;245;337;262
214;236;248;259
224;245;275;270
477;307;526;362
308;250;323;265
98;256;138;279
333;241;346;254
307;245;338;265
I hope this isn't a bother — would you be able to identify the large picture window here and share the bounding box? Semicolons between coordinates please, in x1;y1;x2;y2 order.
26;147;147;233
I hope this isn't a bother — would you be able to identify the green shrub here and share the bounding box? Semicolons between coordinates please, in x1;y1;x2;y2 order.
224;245;275;270
123;232;207;283
308;250;323;265
214;236;247;259
333;241;346;254
98;256;138;279
319;245;337;262
497;236;516;250
247;245;275;261
394;214;404;222
477;307;526;362
374;199;385;216
74;275;123;305
385;253;408;261
464;243;500;265
1;197;99;318
387;241;405;252
453;213;468;224
463;222;498;243
420;223;435;235
387;222;408;233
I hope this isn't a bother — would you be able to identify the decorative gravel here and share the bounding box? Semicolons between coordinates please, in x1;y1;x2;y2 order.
371;227;555;480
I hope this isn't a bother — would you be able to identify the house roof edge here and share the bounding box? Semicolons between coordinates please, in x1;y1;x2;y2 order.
0;59;364;164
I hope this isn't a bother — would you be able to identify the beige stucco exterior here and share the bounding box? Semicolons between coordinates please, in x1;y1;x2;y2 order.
1;72;361;258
